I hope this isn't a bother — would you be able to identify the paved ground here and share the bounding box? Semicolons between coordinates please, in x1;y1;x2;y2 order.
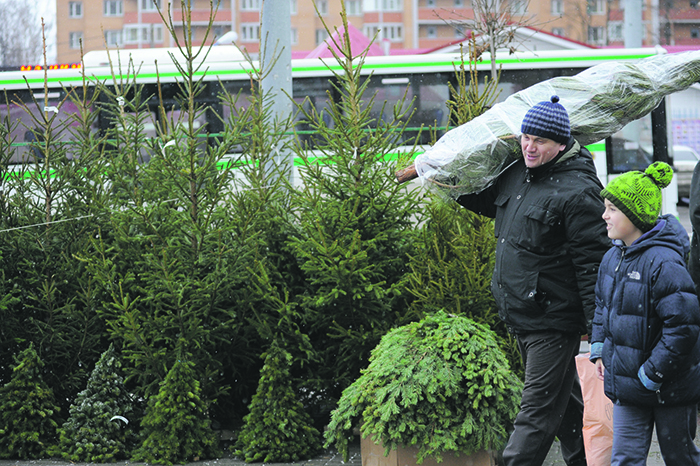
0;206;695;466
0;443;363;466
1;429;698;466
678;203;692;234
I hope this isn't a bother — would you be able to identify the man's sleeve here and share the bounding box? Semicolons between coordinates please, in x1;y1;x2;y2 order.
566;187;610;331
688;163;700;293
455;185;499;219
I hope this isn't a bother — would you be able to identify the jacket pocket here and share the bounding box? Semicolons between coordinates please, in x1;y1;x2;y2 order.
515;204;562;254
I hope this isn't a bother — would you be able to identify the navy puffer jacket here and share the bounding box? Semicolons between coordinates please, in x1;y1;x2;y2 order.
591;214;700;407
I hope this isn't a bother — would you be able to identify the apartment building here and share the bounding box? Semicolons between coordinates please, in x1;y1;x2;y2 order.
55;0;700;64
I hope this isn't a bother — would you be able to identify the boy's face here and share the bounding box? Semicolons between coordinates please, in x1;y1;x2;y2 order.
521;134;566;168
602;199;642;246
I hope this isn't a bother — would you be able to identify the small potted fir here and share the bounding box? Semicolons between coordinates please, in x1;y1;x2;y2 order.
324;311;522;466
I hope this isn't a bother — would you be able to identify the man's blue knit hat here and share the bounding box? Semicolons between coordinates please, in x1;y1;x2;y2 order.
521;95;571;145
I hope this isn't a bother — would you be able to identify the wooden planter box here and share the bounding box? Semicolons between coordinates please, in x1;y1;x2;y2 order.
361;435;497;466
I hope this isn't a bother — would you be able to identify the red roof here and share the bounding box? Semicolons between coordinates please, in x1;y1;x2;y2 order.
305;23;384;58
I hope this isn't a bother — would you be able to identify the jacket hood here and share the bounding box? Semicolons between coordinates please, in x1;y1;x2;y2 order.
614;213;690;260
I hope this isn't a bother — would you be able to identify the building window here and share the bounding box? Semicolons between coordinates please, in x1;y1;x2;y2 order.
427;26;437;38
608;21;623;41
551;0;563;14
315;28;329;45
317;0;329;15
104;0;123;16
141;0;162;10
454;0;463;6
692;28;700;38
69;1;83;18
241;0;260;10
364;23;403;41
152;24;164;42
104;30;123;47
510;0;527;15
346;0;361;15
213;25;229;38
454;25;465;37
383;0;403;10
587;25;605;44
240;23;260;41
363;0;402;11
125;27;139;43
291;28;298;45
124;24;164;44
551;27;565;37
426;0;435;5
587;0;604;14
69;32;83;49
290;0;297;14
692;0;699;8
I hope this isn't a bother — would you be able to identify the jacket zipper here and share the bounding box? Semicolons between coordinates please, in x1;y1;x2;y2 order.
615;247;625;272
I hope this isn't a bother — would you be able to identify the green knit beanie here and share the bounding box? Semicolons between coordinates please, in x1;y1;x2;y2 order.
601;161;674;232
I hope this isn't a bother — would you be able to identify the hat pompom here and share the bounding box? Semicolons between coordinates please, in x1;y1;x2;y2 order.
645;161;673;189
550;95;559;104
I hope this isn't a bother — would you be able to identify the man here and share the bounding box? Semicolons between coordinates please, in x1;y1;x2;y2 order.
688;162;700;295
456;95;610;466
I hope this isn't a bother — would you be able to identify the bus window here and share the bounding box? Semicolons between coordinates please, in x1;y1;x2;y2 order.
0;90;93;163
362;72;452;145
292;76;336;148
607;114;654;174
219;80;255;121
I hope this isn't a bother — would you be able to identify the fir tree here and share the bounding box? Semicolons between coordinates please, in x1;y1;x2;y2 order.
80;4;264;427
0;54;112;416
0;343;61;459
132;347;221;465
234;343;322;462
289;4;425;405
402;38;522;376
55;343;139;462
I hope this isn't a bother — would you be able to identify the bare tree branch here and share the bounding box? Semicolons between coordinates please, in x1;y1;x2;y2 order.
0;1;45;67
436;0;544;80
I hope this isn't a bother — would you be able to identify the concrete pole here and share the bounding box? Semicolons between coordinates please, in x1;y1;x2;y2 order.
624;0;643;48
650;0;659;45
622;0;644;143
260;0;293;176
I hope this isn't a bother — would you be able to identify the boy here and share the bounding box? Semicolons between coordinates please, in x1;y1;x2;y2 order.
590;161;700;465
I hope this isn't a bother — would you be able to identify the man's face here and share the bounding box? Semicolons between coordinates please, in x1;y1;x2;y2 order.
521;134;566;168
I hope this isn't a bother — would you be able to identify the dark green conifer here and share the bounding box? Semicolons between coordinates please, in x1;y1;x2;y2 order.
0;343;61;459
288;5;425;405
402;38;522;375
132;347;220;465
234;343;321;462
55;343;138;462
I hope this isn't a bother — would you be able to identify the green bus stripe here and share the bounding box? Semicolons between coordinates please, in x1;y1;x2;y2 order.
4;50;659;88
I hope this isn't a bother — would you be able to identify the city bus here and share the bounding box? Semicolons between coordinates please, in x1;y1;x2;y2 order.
0;45;679;213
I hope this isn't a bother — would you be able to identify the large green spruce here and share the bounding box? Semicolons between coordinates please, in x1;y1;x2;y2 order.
0;343;61;459
55;343;139;462
234;344;322;462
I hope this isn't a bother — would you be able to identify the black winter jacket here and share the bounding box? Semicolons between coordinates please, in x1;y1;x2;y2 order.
688;161;700;295
590;215;700;407
456;138;609;335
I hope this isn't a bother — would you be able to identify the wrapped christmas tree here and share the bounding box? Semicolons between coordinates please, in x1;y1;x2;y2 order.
401;50;700;199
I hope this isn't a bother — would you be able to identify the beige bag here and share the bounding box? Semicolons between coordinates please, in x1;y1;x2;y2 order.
575;353;613;466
